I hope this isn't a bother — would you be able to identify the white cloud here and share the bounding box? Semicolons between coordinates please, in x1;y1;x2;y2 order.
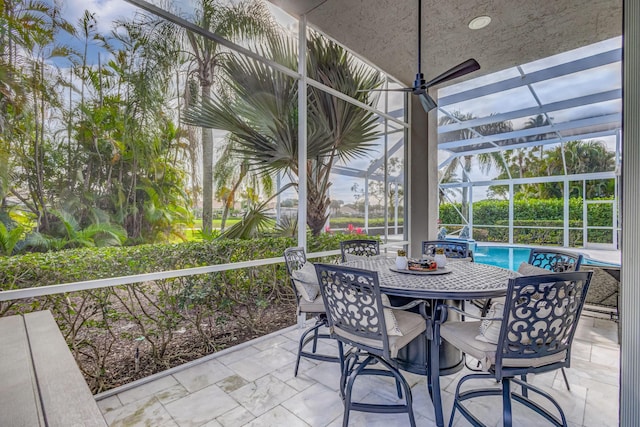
60;0;139;34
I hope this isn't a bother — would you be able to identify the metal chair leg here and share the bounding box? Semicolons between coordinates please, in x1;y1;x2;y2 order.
430;327;445;427
294;317;344;377
502;378;513;427
560;367;571;391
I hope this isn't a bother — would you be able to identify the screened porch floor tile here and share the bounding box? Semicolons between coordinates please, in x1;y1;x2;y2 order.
98;316;620;427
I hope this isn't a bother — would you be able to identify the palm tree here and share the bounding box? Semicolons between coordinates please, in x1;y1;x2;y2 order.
184;31;383;236
541;140;616;198
438;112;513;219
25;209;126;251
212;138;273;232
175;0;275;234
524;114;553;145
2;1;74;231
218;183;293;239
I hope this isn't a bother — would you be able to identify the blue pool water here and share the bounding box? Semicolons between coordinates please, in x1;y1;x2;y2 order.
473;245;617;271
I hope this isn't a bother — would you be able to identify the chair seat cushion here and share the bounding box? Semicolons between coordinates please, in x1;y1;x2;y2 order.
441;321;567;371
476;301;504;344
381;294;403;336
475;263;553;343
298;294;325;313
292;262;320;302
518;262;552;276
334;309;426;358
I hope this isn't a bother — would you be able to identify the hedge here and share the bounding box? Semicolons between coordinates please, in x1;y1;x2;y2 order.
328;217;404;228
440;198;615;244
0;233;377;392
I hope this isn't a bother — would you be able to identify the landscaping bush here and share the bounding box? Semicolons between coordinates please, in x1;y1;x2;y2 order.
326;217;404;237
0;233;376;392
440;197;614;245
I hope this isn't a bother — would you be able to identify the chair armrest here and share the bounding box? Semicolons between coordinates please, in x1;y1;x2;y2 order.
434;303;502;323
382;299;428;311
383;299;431;320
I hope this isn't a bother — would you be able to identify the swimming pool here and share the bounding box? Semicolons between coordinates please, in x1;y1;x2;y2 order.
473;245;618;271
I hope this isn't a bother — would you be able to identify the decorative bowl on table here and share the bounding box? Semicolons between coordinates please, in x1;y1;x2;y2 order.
407;258;438;272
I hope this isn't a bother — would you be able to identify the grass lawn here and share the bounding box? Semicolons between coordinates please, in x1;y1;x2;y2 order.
182;218;243;241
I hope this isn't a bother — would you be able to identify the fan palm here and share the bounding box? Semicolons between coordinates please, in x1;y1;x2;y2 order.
184;31;383;236
219;183;293;239
26;209;126;251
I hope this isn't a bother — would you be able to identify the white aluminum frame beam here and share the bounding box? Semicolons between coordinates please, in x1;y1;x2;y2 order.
439;171;615;189
439;129;619;168
439;113;620;151
438;89;620;135
439;48;621;106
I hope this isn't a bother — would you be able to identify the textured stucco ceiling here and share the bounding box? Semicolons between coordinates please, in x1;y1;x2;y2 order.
269;0;622;87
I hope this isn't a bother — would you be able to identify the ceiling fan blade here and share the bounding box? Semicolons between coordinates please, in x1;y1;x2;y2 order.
419;93;437;113
425;58;480;88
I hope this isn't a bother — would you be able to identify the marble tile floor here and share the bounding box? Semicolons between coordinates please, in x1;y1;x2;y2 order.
96;315;620;427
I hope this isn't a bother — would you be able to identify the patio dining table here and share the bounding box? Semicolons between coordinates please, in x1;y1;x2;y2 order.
343;256;519;427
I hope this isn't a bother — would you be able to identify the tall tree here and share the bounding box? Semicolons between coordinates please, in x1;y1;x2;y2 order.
438;112;513;218
184;31;383;236
1;0;73;230
177;0;275;234
489;140;616;199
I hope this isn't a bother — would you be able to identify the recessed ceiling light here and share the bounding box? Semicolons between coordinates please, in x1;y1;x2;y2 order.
468;15;491;30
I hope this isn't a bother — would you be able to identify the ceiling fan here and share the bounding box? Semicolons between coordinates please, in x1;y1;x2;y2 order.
365;0;480;113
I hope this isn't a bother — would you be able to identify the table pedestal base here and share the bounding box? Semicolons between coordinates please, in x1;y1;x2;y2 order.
392;298;465;376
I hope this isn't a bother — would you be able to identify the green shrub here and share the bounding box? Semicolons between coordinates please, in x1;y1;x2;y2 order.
440;197;614;245
328;217;404;228
0;233;378;392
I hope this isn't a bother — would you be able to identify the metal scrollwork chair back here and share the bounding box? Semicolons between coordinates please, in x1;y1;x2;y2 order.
315;263;426;427
422;240;471;259
340;239;380;262
283;247;344;377
433;270;593;427
528;248;583;272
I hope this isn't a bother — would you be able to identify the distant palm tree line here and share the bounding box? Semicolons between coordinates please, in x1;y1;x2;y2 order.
439;113;616;216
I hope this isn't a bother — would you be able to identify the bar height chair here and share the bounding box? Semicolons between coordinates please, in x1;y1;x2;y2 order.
528;248;583;272
421;240;473;261
340;239;380;262
314;263;427;427
480;248;584;389
431;271;593;427
283;247;344;376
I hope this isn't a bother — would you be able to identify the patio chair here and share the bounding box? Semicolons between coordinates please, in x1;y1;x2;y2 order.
340;239;380;262
480;249;583;313
421;240;473;261
283;247;344;376
582;265;620;343
528;248;583;272
432;270;593;427
437;227;448;240
480;248;584;390
314;263;427;427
